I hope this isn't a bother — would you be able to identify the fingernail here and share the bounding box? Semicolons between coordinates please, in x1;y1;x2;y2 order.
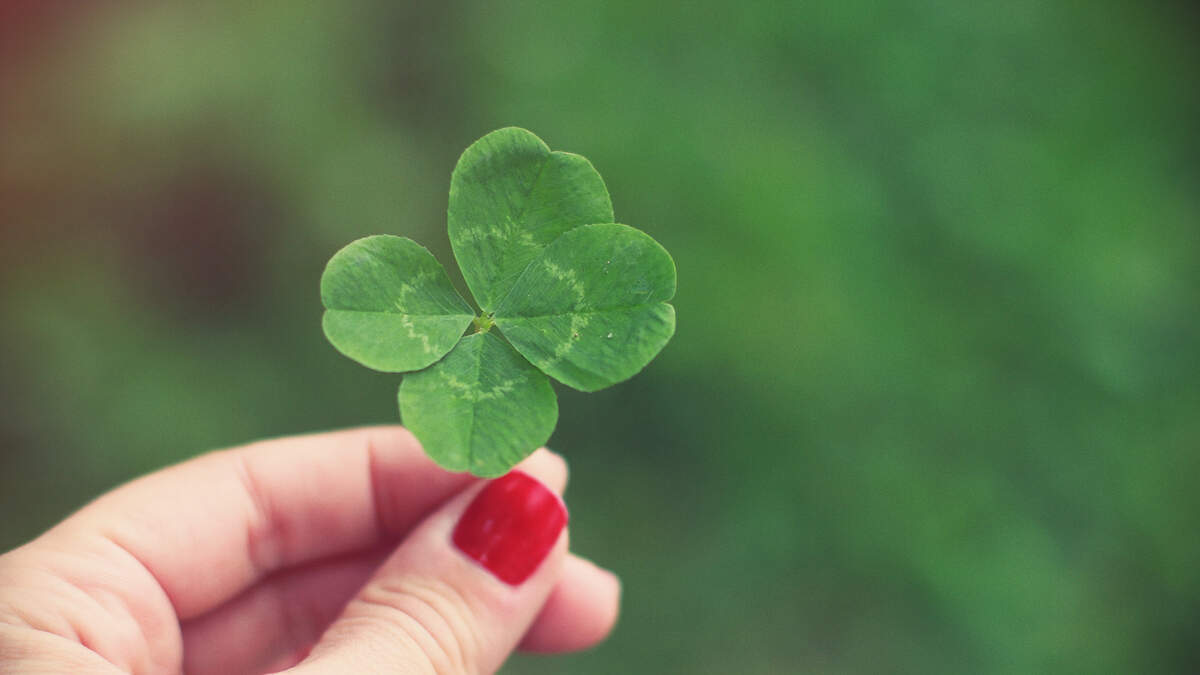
452;470;568;585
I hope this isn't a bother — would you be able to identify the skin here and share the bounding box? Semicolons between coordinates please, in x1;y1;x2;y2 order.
0;427;620;674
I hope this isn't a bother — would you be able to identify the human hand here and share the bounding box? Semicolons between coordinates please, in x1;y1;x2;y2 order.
0;427;619;674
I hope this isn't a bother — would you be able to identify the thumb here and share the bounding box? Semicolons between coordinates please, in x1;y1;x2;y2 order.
285;466;569;675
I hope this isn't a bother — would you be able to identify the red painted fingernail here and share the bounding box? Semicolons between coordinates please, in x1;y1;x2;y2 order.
452;471;568;585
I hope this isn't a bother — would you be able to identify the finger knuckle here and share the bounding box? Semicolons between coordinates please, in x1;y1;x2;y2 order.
351;576;485;675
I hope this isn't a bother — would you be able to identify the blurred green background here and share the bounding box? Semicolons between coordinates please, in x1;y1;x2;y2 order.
2;1;1198;672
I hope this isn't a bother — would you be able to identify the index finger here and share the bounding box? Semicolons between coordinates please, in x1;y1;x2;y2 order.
38;426;563;620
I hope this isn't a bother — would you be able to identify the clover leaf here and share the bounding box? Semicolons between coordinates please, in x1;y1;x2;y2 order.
321;236;476;372
321;127;676;476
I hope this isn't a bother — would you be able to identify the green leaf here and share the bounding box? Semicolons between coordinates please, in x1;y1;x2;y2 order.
494;223;676;392
321;235;474;372
448;127;613;312
321;129;677;477
399;332;558;476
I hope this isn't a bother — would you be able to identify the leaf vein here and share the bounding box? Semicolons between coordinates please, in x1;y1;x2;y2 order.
497;303;668;321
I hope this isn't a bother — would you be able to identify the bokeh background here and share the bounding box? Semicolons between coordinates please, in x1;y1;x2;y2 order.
2;1;1198;672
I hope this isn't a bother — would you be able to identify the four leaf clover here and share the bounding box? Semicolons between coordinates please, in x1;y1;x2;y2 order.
321;127;676;476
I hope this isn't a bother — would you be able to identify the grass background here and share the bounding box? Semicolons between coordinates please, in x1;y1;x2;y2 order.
1;1;1198;672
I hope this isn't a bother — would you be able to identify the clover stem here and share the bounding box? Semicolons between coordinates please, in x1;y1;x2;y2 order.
472;313;495;334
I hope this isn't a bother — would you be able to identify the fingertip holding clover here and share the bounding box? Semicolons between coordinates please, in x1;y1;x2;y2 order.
320;127;677;476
